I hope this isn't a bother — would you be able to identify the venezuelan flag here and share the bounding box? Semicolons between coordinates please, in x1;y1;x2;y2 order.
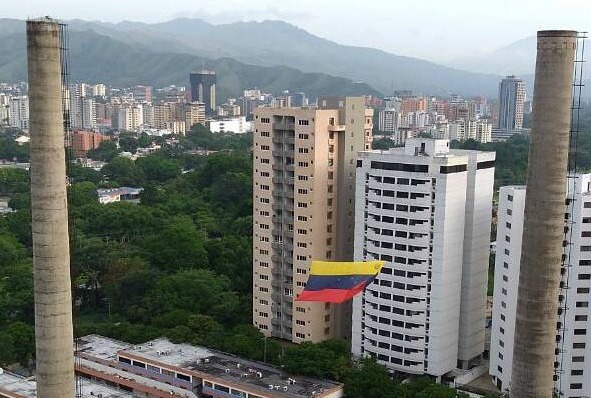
296;260;385;303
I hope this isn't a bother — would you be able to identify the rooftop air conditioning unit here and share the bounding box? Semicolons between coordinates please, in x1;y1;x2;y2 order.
225;369;230;373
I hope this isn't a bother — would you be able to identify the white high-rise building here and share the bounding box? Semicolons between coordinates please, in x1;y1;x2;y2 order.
379;109;401;132
490;174;591;397
91;84;106;97
352;138;495;378
9;96;29;131
82;98;96;130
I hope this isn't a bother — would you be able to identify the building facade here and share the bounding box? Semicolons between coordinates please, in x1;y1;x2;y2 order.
351;138;495;378
9;96;29;131
490;175;591;397
190;71;217;116
252;97;373;343
497;76;526;132
71;131;109;157
209;116;251;134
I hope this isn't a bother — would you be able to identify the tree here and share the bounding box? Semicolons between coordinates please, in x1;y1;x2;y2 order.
118;133;139;154
69;181;99;207
88;140;119;162
147;269;242;325
282;340;351;380
136;154;181;183
102;156;146;187
142;216;209;271
344;359;399;398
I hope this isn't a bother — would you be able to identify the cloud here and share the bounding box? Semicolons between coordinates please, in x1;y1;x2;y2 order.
169;6;313;24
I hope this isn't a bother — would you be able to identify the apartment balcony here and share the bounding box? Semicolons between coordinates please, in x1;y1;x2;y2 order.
273;121;295;130
284;189;294;199
271;292;282;302
271;318;282;327
272;164;285;172
272;176;285;184
271;242;285;251
272;150;288;158
328;124;345;132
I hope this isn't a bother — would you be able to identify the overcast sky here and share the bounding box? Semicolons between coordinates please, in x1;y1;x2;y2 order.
6;0;590;61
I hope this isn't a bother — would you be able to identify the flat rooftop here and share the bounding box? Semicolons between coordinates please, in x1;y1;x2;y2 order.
79;335;342;398
0;371;133;398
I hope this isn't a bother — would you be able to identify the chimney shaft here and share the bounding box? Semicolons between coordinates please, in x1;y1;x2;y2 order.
26;19;75;398
511;30;578;398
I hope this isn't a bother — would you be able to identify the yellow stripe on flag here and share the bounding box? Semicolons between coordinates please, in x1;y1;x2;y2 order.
310;260;385;276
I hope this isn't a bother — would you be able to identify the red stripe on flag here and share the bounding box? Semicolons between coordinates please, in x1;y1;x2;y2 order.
295;281;368;303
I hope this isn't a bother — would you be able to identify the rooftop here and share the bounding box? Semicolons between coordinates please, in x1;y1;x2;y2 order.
0;370;133;398
79;335;342;398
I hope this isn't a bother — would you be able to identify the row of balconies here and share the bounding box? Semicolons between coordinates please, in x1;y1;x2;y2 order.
272;135;295;144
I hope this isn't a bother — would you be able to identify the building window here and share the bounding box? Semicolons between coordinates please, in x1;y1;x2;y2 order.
574;343;586;349
296;320;306;326
571;369;584;376
576;301;589;308
575;315;588;321
578;274;591;280
574;329;587;335
502;275;509;282
298;120;309;126
260;118;270;123
508;195;513;202
295;332;306;339
570;383;583;389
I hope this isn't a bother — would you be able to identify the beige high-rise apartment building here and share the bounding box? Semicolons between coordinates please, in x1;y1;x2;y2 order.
253;97;373;343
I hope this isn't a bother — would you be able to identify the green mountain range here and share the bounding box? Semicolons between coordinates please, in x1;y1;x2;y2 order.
0;22;378;101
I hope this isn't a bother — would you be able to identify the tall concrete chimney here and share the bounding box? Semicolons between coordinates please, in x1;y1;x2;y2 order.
511;30;577;398
26;19;75;398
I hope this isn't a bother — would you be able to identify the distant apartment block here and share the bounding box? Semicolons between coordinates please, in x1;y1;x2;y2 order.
132;85;153;103
253;97;373;343
71;130;109;157
9;95;29;131
378;109;401;133
209;116;252;134
497;75;525;132
185;101;206;131
352;138;495;378
190;71;217;116
490;174;591;397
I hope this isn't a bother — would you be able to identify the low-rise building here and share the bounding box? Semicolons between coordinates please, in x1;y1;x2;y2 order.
97;187;143;204
0;369;132;398
74;334;343;398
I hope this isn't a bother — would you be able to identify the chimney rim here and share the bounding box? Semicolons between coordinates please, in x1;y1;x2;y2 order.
537;30;578;38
